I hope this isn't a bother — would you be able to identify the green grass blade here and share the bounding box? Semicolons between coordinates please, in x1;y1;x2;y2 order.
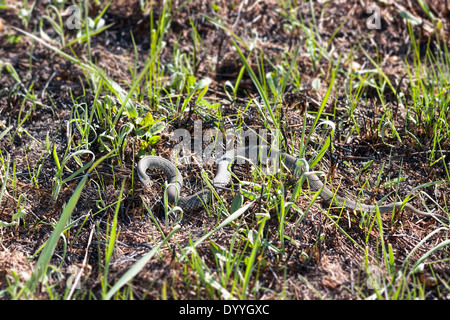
180;201;254;261
102;179;126;297
27;173;89;291
104;224;181;300
412;239;450;272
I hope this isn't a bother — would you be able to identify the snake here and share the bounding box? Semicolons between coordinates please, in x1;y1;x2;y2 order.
137;145;446;220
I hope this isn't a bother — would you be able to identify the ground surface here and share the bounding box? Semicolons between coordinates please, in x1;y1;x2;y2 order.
0;0;449;300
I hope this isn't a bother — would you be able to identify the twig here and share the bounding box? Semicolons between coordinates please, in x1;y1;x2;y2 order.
67;224;94;300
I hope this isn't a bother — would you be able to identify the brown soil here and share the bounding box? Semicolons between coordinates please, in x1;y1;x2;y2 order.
0;0;449;300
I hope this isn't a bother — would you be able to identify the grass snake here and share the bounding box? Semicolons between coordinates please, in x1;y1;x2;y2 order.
137;146;446;221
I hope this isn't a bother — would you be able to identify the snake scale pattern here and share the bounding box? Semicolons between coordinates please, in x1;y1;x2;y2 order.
138;145;445;220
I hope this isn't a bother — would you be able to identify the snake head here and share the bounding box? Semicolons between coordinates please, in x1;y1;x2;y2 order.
141;179;154;193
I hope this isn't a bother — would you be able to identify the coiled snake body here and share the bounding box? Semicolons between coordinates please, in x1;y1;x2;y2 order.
138;146;443;219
